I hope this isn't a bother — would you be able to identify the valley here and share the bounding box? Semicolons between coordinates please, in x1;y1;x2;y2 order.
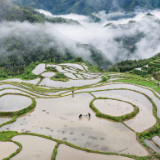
1;0;160;159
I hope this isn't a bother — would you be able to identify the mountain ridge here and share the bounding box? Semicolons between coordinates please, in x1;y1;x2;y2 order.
10;0;160;15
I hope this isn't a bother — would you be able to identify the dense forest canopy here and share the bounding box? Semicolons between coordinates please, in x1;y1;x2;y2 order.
10;0;160;15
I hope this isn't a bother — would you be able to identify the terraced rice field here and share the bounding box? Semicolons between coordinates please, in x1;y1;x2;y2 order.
0;142;19;160
93;99;134;116
0;95;32;112
1;63;160;160
11;135;57;160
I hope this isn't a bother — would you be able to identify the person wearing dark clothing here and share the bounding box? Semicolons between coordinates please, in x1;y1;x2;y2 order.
72;91;74;98
79;114;82;118
88;113;91;117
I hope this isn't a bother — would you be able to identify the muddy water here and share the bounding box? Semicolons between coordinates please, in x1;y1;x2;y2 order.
75;83;160;118
11;135;56;160
0;117;11;124
144;139;160;154
32;64;45;75
0;93;148;156
152;136;160;147
0;95;32;112
39;78;101;88
0;142;19;160
56;144;134;160
93;99;134;116
92;90;156;133
41;72;55;78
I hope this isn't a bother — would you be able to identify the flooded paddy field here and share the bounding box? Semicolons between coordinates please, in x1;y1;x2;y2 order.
0;84;54;97
45;90;69;96
144;139;160;154
75;83;160;118
56;144;134;160
0;95;32;112
0;142;19;160
82;73;99;79
2;78;41;85
152;136;160;147
0;117;11;125
93;99;134;116
47;64;65;73
0;89;34;97
28;63;103;88
75;74;83;79
0;84;19;90
32;64;46;75
41;72;55;78
0;93;148;156
64;73;77;79
11;135;56;160
92;90;156;132
39;78;101;88
59;63;84;70
65;68;77;73
1;71;160;160
45;64;101;81
81;63;88;70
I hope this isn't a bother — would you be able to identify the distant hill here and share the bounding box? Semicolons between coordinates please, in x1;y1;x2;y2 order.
107;13;160;80
10;0;160;15
108;13;160;73
0;0;112;77
102;13;160;62
108;52;160;81
0;0;80;24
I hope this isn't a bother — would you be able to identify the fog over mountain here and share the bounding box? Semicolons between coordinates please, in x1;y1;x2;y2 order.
37;9;160;62
1;0;160;75
0;0;111;76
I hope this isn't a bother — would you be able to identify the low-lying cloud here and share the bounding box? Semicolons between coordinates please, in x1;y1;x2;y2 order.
0;21;94;63
37;9;160;62
1;4;160;68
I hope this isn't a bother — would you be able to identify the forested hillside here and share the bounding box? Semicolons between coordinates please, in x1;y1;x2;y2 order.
10;0;160;15
109;52;160;72
0;0;112;78
0;0;80;24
